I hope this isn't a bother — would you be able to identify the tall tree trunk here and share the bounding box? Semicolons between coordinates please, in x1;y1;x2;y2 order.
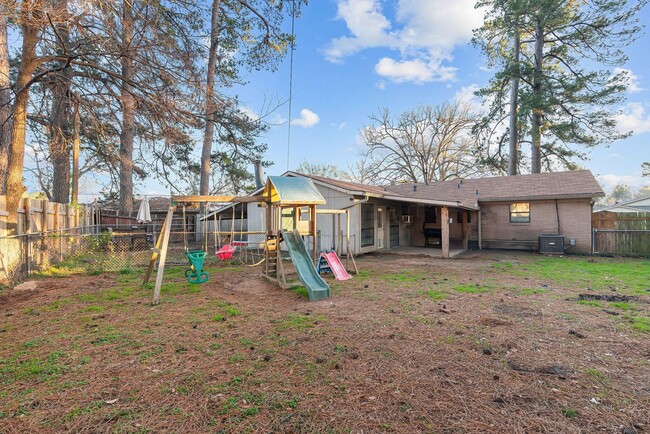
119;0;135;215
71;99;80;205
508;28;520;176
49;59;72;203
199;0;221;198
49;15;73;204
6;5;40;230
530;20;544;174
0;12;11;193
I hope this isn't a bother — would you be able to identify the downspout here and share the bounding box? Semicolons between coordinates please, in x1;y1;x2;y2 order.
555;199;561;234
478;210;482;250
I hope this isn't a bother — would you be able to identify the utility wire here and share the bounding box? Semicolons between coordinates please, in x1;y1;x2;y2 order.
286;0;296;171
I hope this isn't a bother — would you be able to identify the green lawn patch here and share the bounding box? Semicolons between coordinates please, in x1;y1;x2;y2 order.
421;289;446;300
453;284;490;293
507;257;650;295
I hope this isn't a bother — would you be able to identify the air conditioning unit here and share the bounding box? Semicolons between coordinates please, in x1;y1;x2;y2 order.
539;235;564;254
401;215;412;224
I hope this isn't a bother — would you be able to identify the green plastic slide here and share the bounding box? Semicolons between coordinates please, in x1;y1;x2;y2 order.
281;230;331;301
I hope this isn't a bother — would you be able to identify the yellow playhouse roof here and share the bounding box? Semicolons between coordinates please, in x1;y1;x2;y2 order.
263;176;326;205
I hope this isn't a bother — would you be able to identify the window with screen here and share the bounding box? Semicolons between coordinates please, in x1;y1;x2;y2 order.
509;203;530;223
361;204;375;247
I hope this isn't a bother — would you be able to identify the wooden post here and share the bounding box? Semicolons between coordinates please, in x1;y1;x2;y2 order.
143;207;171;284
310;205;317;264
41;199;48;267
462;209;468;250
24;198;32;275
152;207;174;305
336;214;340;255
54;203;60;231
441;206;449;258
346;209;350;270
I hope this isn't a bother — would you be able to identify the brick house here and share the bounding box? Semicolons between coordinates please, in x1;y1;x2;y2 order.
214;170;605;257
385;170;604;254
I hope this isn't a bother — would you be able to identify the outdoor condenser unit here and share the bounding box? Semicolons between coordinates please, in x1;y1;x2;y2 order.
538;234;564;254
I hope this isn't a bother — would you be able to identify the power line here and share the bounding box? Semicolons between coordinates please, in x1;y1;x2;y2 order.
286;0;296;171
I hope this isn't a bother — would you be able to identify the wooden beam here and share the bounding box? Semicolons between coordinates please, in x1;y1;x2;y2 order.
441;206;449;258
171;195;263;204
152;207;174;305
143;207;171;284
316;209;348;215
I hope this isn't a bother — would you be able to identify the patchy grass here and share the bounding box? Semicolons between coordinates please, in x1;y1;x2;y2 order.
1;251;649;433
578;300;602;308
274;313;325;331
628;316;650;333
420;289;446;300
453;284;490;294
509;257;650;295
0;351;67;385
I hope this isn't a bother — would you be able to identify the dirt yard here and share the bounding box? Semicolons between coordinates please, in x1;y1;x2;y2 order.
1;251;649;433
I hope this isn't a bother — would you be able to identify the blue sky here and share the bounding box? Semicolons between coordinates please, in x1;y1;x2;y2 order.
234;0;650;194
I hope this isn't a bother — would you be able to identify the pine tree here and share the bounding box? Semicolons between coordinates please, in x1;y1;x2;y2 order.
473;0;646;174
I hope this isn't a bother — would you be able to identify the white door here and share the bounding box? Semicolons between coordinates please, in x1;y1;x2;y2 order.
377;207;385;249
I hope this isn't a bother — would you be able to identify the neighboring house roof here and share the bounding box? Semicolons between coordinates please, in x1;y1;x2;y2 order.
386;170;605;208
593;196;650;213
263;176;326;205
100;196;189;213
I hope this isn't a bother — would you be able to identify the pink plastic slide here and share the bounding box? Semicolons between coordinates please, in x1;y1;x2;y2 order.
322;251;353;281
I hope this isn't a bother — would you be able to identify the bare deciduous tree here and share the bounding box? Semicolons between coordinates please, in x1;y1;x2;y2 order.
360;102;478;185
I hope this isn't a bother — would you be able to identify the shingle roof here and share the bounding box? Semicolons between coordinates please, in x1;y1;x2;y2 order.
594;195;650;213
385;170;605;207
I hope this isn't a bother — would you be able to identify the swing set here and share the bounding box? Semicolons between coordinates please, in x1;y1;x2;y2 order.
143;178;359;305
143;194;263;304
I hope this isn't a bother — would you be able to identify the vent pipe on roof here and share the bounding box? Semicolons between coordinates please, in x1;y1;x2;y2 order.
253;160;264;189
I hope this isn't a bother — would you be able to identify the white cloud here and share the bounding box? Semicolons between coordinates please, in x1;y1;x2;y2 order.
291;109;320;128
240;106;259;121
453;84;482;110
597;174;648;193
375;58;434;83
324;0;483;83
323;0;396;63
330;121;347;130
613;68;644;93
615;102;650;135
376;80;386;90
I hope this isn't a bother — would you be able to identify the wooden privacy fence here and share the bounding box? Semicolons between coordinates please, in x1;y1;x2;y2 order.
592;229;650;257
0;196;94;283
592;211;650;230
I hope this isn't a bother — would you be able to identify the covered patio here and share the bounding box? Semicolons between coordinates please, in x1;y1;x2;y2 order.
378;245;467;258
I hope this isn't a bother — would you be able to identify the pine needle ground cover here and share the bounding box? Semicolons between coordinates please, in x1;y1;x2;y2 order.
1;252;648;433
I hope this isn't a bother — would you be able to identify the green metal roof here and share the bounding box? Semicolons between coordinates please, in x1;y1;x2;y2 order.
264;176;326;205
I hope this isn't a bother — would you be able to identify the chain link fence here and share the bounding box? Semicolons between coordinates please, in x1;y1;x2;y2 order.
1;224;359;284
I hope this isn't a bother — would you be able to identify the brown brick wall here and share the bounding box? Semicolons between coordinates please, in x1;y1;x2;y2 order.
479;199;593;253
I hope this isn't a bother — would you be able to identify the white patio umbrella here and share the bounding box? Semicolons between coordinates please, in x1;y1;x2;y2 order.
136;196;152;224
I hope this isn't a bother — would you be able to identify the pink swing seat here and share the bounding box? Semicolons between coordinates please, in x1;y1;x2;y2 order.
216;244;235;260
